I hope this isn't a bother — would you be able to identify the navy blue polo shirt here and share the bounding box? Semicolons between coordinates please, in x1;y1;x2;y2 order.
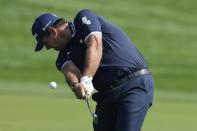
56;9;148;90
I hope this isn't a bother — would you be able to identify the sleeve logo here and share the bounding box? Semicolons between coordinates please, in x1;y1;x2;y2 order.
82;16;91;25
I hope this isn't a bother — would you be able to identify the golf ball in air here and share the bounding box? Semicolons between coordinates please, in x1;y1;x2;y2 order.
49;81;57;89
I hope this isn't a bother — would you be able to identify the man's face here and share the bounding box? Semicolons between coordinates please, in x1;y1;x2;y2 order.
41;22;71;51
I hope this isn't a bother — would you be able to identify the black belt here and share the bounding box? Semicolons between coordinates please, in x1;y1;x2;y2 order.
109;69;151;89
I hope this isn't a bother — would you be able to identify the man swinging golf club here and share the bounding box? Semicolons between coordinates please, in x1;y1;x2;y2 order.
31;9;154;131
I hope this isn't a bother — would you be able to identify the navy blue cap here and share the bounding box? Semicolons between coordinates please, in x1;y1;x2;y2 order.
32;13;60;52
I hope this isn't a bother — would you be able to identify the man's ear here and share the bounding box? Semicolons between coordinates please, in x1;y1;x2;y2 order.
48;27;58;38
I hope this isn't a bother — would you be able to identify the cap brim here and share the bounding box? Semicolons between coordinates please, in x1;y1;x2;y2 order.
34;42;44;52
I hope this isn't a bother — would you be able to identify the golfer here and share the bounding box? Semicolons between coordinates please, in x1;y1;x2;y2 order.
31;9;154;131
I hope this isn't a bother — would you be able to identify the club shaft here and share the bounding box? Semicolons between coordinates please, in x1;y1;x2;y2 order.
85;96;98;124
85;96;93;115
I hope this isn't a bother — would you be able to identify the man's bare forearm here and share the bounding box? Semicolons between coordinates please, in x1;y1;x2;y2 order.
62;62;81;87
83;33;103;77
65;71;80;87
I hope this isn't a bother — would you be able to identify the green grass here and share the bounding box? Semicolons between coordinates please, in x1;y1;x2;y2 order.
0;81;197;131
0;95;91;131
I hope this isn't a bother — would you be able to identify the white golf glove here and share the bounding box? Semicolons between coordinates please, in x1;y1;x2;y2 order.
80;76;94;97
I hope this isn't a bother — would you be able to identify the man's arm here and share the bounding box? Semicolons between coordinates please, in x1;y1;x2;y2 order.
82;33;103;77
61;33;102;99
61;62;86;99
61;61;81;87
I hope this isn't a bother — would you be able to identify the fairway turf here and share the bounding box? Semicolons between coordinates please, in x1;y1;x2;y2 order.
0;0;197;131
0;81;197;131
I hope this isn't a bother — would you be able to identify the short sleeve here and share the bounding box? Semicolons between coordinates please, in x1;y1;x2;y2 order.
56;50;72;72
74;9;102;42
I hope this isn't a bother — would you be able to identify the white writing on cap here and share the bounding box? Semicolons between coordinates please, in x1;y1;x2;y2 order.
42;20;52;31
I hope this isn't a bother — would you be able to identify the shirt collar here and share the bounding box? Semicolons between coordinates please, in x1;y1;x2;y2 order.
68;22;76;38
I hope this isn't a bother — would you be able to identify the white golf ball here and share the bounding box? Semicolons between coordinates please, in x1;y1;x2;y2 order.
49;81;57;89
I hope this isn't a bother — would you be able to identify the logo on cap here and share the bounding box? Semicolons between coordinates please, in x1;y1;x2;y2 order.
42;20;52;31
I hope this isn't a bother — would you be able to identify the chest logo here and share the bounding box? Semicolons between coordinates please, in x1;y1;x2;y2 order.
80;39;83;43
82;16;91;25
67;51;71;58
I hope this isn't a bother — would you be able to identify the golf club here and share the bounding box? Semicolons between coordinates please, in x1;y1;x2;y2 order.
85;95;98;124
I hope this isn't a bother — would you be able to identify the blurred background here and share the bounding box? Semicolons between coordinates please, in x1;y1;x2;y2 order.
0;0;197;130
